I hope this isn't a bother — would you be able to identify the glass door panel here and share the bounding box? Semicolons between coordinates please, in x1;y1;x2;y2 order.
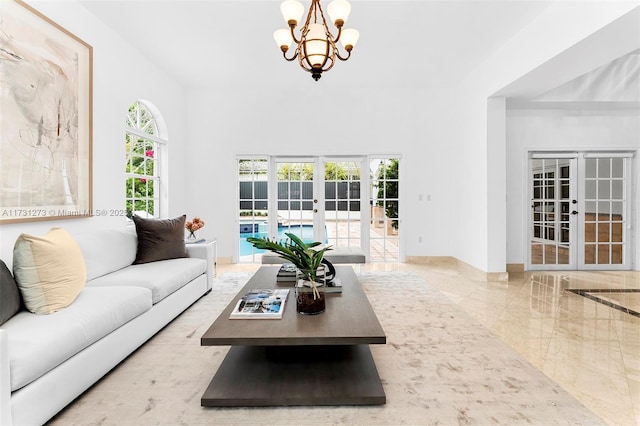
370;158;400;262
273;159;321;244
237;158;269;262
582;156;628;268
323;159;363;250
529;157;575;269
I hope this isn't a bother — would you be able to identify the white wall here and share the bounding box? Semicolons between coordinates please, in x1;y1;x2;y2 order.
184;85;457;260
454;3;639;273
3;2;637;273
0;1;187;266
505;106;640;267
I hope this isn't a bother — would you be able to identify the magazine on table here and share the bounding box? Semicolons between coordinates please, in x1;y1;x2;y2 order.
229;288;290;319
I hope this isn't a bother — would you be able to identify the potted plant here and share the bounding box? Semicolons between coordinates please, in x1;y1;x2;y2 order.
246;233;332;315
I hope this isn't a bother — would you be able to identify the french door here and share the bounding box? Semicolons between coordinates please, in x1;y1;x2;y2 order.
528;152;633;270
238;155;401;262
269;157;324;243
268;156;367;251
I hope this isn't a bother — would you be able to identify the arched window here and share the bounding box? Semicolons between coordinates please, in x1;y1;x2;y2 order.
125;101;167;218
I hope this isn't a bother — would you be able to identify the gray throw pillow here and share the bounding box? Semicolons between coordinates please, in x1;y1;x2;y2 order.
0;259;22;325
132;214;188;264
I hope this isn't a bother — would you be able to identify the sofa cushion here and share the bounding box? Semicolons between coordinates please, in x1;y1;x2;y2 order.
3;285;152;391
86;257;206;304
72;227;137;281
132;215;187;264
13;228;87;315
0;259;22;326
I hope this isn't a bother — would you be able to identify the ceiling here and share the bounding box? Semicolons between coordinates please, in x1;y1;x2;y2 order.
80;1;554;89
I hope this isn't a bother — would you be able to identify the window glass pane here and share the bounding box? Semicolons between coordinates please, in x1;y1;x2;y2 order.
597;244;610;264
585;180;596;199
585;159;597;178
612;180;623;200
325;182;336;199
612;158;623;178
598;201;611;217
612;201;623;219
597;223;610;243
584;244;596;264
598;158;610;178
584;222;596;242
337;182;348;199
302;182;313;199
611;244;623;264
598;180;610;199
278;182;288;198
290;182;300;198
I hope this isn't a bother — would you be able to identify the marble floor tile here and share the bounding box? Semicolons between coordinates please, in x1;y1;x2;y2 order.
47;263;638;426
412;264;640;426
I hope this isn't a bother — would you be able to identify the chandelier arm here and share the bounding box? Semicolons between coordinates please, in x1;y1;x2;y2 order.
289;24;301;45
330;22;342;43
335;47;351;61
283;48;299;62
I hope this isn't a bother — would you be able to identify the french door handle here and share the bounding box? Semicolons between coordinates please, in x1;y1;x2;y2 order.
571;210;579;215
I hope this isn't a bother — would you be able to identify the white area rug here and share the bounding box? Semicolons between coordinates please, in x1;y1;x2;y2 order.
49;271;604;425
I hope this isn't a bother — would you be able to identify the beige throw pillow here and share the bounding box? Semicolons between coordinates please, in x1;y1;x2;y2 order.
13;227;87;315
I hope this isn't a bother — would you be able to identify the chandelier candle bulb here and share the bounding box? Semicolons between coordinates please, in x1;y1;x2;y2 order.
327;0;351;26
274;29;293;51
281;0;305;26
340;28;359;51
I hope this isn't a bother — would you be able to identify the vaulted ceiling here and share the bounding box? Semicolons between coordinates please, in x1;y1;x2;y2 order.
79;0;554;89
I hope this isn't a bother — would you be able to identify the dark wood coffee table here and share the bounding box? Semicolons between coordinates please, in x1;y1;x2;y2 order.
200;265;386;407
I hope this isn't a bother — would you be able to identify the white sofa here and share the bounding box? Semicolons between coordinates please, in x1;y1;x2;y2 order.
0;226;213;426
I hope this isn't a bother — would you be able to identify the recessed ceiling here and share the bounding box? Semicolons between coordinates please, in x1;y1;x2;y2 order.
80;0;553;88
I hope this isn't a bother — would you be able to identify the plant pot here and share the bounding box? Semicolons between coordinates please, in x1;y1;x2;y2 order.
295;284;326;315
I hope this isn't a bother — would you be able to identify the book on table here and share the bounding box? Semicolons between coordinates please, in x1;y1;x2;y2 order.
229;289;290;319
276;263;297;282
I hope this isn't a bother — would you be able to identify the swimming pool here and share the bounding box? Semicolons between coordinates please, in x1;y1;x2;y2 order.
239;224;323;257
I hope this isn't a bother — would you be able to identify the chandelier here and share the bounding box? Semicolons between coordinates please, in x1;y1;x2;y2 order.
273;0;359;81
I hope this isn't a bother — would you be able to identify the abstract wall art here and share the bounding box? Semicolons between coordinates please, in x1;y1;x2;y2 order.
0;0;92;223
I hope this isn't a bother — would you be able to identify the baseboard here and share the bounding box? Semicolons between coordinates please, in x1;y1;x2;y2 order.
405;256;457;267
507;263;525;273
407;256;509;282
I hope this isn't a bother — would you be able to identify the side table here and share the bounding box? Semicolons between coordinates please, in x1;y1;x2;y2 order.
186;238;217;279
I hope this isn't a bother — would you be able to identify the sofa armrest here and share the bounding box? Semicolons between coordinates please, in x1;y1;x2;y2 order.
0;329;12;425
186;242;214;290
